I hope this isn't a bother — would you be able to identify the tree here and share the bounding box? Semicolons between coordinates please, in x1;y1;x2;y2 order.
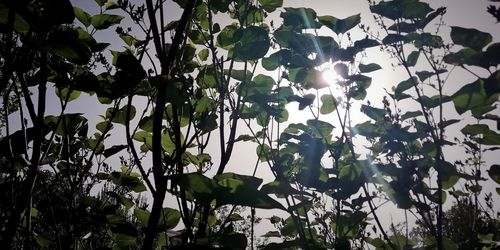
0;0;499;249
411;198;500;249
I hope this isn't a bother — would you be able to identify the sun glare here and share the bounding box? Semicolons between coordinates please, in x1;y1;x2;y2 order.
320;63;340;85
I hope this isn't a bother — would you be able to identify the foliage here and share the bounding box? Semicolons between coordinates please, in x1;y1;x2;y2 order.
0;0;498;249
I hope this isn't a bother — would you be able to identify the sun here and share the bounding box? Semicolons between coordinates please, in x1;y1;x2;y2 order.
320;63;341;85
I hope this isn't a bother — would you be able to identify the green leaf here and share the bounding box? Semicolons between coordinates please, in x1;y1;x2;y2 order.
95;0;107;6
134;208;150;226
171;173;217;203
44;28;91;65
214;173;263;189
74;7;91;27
217;24;239;48
438;161;459;189
370;1;433;20
382;34;407;45
234;26;270;60
198;48;209;61
400;110;423;121
407;50;420;66
0;5;30;33
258;0;283;12
256;144;271;161
318;14;361;34
281;7;318;29
297;94;315;110
158;207;181;229
35;233;55;247
55;87;81;102
320;94;337;114
106;214;138;236
353;121;380;138
262;49;291;70
416;69;447;82
91;14;124;30
227;69;252;82
360;105;385;121
452;79;487;114
106;105;136;125
450;26;492;51
261;231;281;238
489;165;500;184
261;181;304;196
394;77;416;100
307;119;334;137
407;32;443;48
359;63;381;73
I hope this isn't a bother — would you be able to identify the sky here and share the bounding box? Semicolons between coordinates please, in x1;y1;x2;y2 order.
20;0;500;241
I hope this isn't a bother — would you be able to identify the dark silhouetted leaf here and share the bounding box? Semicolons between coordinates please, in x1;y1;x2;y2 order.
258;0;283;12
234;26;270;60
318;14;361;34
451;26;492;51
359;63;381;73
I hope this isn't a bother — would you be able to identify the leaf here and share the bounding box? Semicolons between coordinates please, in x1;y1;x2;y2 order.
354;38;380;50
217;24;239;48
91;14;124;30
408;32;443;48
103;145;128;158
334;63;349;78
0;5;30;33
158;207;181;229
74;7;91;27
258;0;283;12
297;94;315;110
450;26;492;51
171;173;217;203
55;87;81;102
261;181;304;196
416;69;447;82
320;94;337;114
281;7;318;29
261;231;281;237
359;63;381;73
262;49;291;70
106;214;138;236
35;233;55;247
370;1;433;20
360;105;385;121
234;26;270;60
106;105;136;125
407;50;420;66
318;14;361;34
353;121;379;138
400;110;423;121
307;119;334;136
452;79;487;114
44;28;91;65
134;208;150;226
198;48;209;61
489;165;500;184
382;34;407;45
218;233;247;250
214;172;263;189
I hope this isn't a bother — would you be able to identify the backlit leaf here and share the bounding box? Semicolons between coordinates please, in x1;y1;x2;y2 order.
91;14;124;30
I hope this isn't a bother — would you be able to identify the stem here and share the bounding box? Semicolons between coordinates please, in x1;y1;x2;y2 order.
3;51;48;247
142;0;196;248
